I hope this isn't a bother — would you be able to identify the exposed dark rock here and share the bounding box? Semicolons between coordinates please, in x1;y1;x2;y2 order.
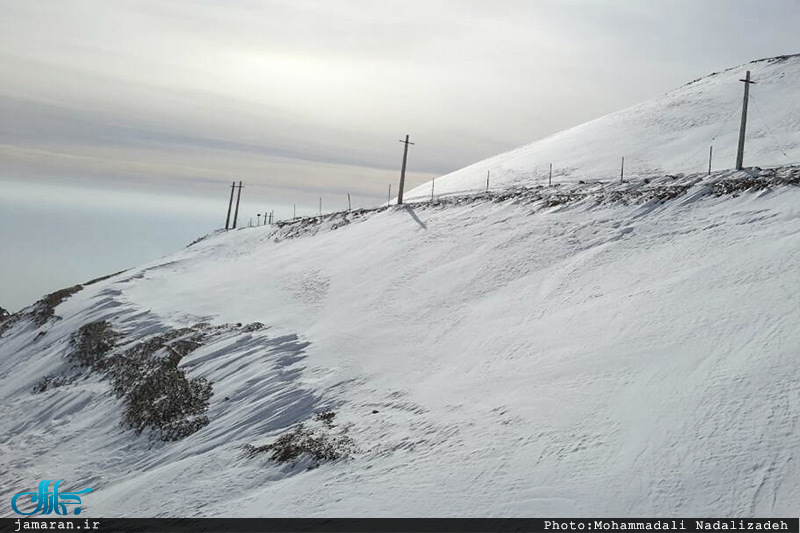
32;285;84;326
35;321;214;441
243;411;356;467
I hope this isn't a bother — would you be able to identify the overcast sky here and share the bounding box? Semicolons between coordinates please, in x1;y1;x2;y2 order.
1;0;799;311
2;0;798;207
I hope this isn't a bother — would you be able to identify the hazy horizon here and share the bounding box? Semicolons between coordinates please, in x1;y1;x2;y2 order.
2;0;799;312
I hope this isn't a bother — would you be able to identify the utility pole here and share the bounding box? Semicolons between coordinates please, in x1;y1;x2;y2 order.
431;177;435;200
347;192;352;211
388;184;392;206
397;134;414;205
232;181;243;229
486;170;490;192
549;164;552;187
736;70;756;171
708;145;713;175
224;181;235;230
620;157;625;183
293;204;296;220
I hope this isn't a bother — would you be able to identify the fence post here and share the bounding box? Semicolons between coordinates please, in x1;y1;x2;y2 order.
708;145;713;175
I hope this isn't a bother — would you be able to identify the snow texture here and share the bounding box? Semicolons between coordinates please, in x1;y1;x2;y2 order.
2;56;800;518
406;54;800;200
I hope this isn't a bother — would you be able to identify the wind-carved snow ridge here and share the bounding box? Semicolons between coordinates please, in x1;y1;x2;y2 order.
254;166;799;243
0;278;324;516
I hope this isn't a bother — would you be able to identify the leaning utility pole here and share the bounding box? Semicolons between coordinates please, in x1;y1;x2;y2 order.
224;181;235;230
397;134;414;205
736;70;756;171
232;181;243;229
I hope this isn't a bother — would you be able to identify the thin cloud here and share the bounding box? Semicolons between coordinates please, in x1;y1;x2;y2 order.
1;0;798;202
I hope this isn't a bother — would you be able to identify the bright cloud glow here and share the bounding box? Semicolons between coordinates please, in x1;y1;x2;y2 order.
1;0;798;203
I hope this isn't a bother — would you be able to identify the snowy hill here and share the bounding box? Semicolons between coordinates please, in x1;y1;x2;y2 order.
407;54;800;199
2;56;800;518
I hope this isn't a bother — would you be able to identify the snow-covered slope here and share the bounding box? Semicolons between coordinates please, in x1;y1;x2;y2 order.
2;167;799;517
3;56;800;518
407;54;800;199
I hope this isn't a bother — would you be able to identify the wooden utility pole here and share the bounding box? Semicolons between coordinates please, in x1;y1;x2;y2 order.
397;134;414;205
232;181;243;229
549;164;552;186
620;157;625;183
431;177;435;200
224;181;235;230
347;192;352;211
486;170;490;192
736;70;756;171
708;146;713;175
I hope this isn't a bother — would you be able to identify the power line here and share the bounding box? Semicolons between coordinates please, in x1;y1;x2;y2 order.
677;105;740;173
709;105;739;144
748;93;793;162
